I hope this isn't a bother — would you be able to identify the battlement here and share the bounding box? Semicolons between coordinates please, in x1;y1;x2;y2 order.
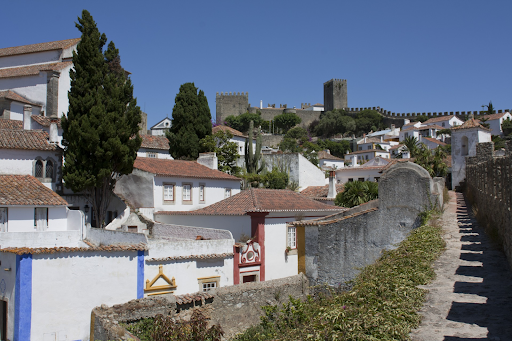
216;92;248;97
338;106;510;118
323;78;347;84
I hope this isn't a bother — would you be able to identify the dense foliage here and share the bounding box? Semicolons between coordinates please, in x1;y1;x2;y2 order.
199;130;241;176
502;118;512;136
334;181;378;208
233;221;445;341
62;10;142;228
311;109;383;138
166;83;212;159
274;112;302;133
225;112;264;133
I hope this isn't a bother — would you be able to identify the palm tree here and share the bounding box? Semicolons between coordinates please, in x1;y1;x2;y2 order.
403;136;419;157
335;181;378;208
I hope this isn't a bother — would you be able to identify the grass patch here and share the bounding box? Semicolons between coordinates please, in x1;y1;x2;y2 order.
232;222;445;341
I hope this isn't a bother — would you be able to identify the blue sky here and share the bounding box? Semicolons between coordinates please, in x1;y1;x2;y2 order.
2;1;511;127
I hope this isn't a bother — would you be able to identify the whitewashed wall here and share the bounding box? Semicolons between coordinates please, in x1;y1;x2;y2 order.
5;206;68;232
155;215;251;242
0;74;47;110
319;159;345;169
137;149;173;159
297;153;326;190
147;238;234;295
0;50;61;69
0;231;83;248
0;149;59;177
153;177;241;212
31;251;139;341
57;64;72;117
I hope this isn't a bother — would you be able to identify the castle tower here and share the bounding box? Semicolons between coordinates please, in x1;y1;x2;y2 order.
215;92;249;124
323;79;347;112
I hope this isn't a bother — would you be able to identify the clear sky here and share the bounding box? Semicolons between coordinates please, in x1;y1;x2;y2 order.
2;1;511;127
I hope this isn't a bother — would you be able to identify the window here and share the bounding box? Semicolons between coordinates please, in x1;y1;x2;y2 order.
0;208;7;232
374;177;380;182
348;178;354;182
241;271;259;283
35;160;43;178
225;188;231;198
45;160;54;179
182;184;191;201
442;122;445;127
198;276;220;292
368;146;371;150
163;184;174;202
358;178;365;182
34;207;48;231
148;152;157;158
461;136;469;156
199;184;205;202
287;226;297;249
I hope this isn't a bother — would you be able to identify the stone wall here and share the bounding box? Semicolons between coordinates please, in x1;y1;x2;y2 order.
465;141;512;268
296;161;443;286
91;274;309;340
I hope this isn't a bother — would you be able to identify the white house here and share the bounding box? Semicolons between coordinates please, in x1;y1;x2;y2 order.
114;157;241;220
423;115;463;129
149;117;172;136
0;38;80;119
318;150;345;170
451;118;491;189
0;127;62;191
154;188;343;284
344;149;390;164
481;112;512;136
335;156;392;183
137;134;172;159
421;136;447;150
212;125;250;157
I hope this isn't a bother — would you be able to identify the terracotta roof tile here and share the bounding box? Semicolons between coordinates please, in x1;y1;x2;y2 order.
147;253;233;262
0;175;68;206
0;129;57;150
336;165;387;172
402;126;420;132
318;150;343;161
390;144;404;151
419;124;444;130
0;61;72;79
451;118;491;131
0;119;23;130
212;125;247;138
155;188;344;216
140;135;169;150
31;115;61;128
422;137;447;146
0;242;146;256
0;38;80;57
358;137;382;144
482;112;509;121
291;206;378;226
134;157;240;181
423;115;458;124
0;90;41;106
300;184;344;198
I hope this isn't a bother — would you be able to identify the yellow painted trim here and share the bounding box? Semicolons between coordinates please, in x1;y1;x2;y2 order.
297;224;306;275
197;276;220;281
145;265;177;294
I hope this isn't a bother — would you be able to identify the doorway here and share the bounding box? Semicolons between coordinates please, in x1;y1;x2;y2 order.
0;300;7;341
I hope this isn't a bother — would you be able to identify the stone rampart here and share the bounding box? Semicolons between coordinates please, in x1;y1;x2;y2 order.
91;274;309;340
465;141;512;268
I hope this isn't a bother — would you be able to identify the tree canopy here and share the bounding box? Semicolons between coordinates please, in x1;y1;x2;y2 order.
274;112;302;133
224;111;263;133
199;130;241;176
62;10;142;228
335;181;378;208
313;110;356;137
166;83;212;159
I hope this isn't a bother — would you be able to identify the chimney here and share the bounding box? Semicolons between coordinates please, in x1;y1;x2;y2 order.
23;105;32;130
260;100;262;109
49;119;59;143
380;135;383;142
197;152;218;170
402;150;411;159
363;134;367;143
391;124;395;133
327;170;337;199
351;155;358;167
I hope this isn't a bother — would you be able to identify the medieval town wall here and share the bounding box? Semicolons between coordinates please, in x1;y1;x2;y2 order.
465;141;512;269
91;273;309;340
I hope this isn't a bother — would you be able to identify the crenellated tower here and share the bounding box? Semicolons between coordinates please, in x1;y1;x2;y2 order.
323;79;347;112
215;92;250;124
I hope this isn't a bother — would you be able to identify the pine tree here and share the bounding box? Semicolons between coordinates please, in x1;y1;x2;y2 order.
166;83;212;159
61;10;142;228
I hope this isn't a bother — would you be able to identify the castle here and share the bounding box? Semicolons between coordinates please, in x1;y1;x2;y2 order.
216;79;510;129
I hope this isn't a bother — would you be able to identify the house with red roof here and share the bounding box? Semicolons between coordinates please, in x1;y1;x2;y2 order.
481;112;512;136
137;134;172;159
423;115;463;129
114;157;242;221
154;188;344;284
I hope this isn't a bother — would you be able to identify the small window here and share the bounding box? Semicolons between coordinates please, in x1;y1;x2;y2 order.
35;160;43;178
358;178;365;182
0;208;7;232
198;276;220;292
183;184;191;201
148;152;157;158
199;185;205;202
127;226;138;233
348;178;354;182
287;226;297;249
34;207;48;231
368;146;371;150
163;184;174;201
45;160;54;179
442;122;445;127
225;188;231;198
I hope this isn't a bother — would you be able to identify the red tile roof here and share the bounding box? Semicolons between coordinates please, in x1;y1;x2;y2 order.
0;38;80;57
358;137;383;144
300;184;344;198
318;150;343;161
212;125;247;138
422;137;447;146
31;115;61;128
419;124;444;130
0;175;67;206
451;118;491;131
155;188;344;216
390;144;404;151
0;90;41;106
0;242;146;256
402;126;420;132
0;129;57;150
423;115;459;124
147;253;234;262
346;149;390;155
134;157;240;181
0;119;23;130
140;135;169;150
0;61;72;79
482;112;509;121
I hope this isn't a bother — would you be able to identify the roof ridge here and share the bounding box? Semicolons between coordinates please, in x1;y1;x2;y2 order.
250;187;260;211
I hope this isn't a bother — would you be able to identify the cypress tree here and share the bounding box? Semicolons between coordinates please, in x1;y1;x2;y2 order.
166;83;212;159
61;10;142;228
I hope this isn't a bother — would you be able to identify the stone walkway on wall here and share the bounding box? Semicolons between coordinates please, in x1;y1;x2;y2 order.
410;191;512;341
